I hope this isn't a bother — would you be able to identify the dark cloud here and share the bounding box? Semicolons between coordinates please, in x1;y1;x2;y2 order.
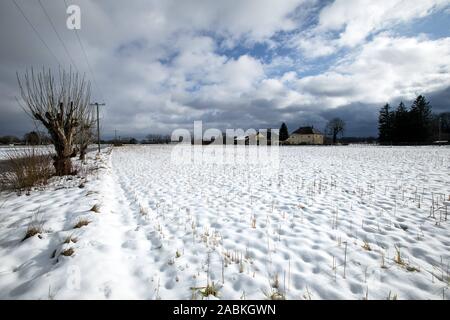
1;1;449;140
426;87;450;114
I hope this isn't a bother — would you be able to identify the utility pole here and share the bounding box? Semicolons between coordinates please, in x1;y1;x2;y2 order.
90;102;106;153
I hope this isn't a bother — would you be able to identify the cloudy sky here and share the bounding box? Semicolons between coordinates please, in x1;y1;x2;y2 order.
1;0;450;138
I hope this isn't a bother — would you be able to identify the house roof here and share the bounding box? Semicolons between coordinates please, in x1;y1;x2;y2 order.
292;126;322;135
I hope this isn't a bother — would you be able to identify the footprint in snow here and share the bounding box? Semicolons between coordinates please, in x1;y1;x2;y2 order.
121;239;137;250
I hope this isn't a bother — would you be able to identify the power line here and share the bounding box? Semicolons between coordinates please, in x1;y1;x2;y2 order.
63;0;106;103
74;31;105;101
11;0;62;66
37;0;79;73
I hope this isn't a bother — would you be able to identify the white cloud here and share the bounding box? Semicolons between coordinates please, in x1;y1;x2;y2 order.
294;34;338;58
294;0;450;57
296;34;450;106
1;0;450;137
157;0;306;43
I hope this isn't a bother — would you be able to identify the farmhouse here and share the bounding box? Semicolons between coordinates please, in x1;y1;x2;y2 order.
286;126;324;145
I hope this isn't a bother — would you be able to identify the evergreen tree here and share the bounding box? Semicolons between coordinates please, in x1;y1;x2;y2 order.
393;101;409;143
410;95;432;143
279;122;289;142
378;104;393;144
439;112;450;136
431;113;450;141
380;95;435;145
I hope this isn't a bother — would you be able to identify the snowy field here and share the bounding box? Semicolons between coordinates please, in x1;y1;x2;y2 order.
0;146;55;161
0;145;449;300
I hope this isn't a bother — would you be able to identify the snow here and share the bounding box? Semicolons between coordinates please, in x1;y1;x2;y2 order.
0;145;449;300
0;146;55;160
0;145;102;161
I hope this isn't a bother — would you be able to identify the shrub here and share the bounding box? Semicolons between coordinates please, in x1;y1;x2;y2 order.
1;147;53;192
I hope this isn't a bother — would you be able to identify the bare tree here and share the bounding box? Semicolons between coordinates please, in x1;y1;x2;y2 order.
326;118;346;144
17;68;91;176
76;108;96;161
24;131;41;145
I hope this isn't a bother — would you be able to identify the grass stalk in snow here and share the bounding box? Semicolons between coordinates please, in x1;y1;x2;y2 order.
343;241;348;279
381;251;387;269
332;255;337;281
363;286;369;300
387;291;398;300
221;258;225;284
303;286;312;300
394;245;405;266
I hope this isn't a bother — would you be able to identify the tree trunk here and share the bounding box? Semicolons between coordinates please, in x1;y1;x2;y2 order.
49;127;76;176
333;133;337;144
53;156;72;176
79;146;87;161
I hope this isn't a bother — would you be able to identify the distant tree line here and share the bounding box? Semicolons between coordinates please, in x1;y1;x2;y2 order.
0;131;53;145
99;134;171;145
0;135;21;145
143;134;171;144
378;95;449;145
340;136;378;144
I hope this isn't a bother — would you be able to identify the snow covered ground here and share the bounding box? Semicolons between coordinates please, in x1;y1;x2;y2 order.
0;146;54;161
0;145;103;161
0;145;449;300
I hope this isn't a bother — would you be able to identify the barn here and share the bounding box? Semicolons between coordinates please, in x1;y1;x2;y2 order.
286;126;324;145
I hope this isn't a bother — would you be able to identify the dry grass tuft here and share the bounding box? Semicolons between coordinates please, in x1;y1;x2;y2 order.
23;226;43;241
192;282;221;298
140;206;148;216
362;240;372;251
263;288;286;300
63;235;78;244
90;204;100;213
22;212;45;241
74;219;91;229
393;245;419;272
61;248;75;256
